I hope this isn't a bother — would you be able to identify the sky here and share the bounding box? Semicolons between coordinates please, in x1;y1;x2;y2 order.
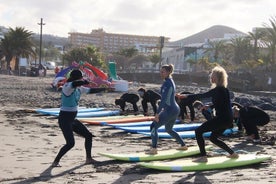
0;0;275;41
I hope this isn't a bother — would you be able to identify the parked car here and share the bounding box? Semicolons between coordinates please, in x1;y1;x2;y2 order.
44;61;56;70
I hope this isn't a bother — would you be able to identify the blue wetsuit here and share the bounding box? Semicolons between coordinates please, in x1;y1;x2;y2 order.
150;77;185;148
53;80;93;164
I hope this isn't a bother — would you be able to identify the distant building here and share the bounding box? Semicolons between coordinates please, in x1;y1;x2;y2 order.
162;32;247;72
68;28;168;54
0;26;8;39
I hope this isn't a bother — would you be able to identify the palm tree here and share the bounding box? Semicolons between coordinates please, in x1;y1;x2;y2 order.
128;54;148;68
63;45;104;67
115;47;139;70
0;27;35;71
148;54;160;67
229;37;252;65
262;16;276;68
204;40;226;63
248;29;265;62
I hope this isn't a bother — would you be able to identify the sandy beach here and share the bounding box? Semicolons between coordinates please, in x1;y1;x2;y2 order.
0;71;275;184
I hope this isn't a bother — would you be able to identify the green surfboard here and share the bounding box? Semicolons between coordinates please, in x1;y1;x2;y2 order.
139;154;271;171
98;145;212;162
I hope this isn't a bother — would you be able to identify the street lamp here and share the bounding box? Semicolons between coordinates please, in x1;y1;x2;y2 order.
159;36;165;68
38;18;45;68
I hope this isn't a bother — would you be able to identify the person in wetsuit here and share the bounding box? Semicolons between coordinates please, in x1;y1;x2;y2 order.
137;88;161;116
176;91;196;122
146;64;187;155
51;69;95;167
115;93;139;114
232;105;270;143
177;66;238;162
193;100;213;121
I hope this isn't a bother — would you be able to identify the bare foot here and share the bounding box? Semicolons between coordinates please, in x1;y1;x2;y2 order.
193;156;208;163
145;148;157;155
51;161;61;167
85;157;96;164
227;153;239;159
177;145;188;151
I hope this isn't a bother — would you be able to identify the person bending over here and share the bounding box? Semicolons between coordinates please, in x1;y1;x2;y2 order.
138;87;161;116
115;93;139;114
232;105;270;143
193;100;213;121
176;91;195;122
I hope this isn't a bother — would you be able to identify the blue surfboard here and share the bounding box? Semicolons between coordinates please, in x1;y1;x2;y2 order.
74;110;121;118
44;110;120;118
36;107;105;115
106;119;183;127
137;127;238;139
115;123;202;133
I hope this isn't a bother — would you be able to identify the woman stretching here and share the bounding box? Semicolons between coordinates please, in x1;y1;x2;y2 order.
52;69;94;167
177;66;238;162
147;64;187;155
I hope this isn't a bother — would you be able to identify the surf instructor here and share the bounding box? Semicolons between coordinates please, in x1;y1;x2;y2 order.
177;65;238;162
51;69;94;167
146;64;188;155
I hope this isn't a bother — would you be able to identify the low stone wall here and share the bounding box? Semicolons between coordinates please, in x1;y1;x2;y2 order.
118;71;275;93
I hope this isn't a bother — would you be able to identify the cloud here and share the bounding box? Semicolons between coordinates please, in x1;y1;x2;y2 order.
0;0;275;41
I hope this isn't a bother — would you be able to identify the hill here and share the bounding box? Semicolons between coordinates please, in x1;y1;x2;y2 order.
31;34;68;46
171;25;248;45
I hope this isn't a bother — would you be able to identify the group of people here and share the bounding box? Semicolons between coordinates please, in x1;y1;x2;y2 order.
115;88;161;116
114;86;212;122
51;64;270;167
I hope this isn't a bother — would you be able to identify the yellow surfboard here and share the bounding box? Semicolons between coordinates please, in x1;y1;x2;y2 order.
139;154;271;171
98;146;212;162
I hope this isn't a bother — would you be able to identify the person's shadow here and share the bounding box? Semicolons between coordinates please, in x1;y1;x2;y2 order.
11;163;87;184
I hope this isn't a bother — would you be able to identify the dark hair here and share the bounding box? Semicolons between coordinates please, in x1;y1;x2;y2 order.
115;99;123;105
138;88;146;92
67;69;83;82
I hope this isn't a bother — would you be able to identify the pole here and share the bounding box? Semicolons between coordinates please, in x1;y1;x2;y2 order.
159;36;164;68
38;18;45;68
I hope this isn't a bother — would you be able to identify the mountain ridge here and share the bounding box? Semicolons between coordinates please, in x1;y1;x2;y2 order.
171;25;248;45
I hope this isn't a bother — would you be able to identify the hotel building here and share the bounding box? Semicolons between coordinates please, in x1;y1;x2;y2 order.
68;28;168;54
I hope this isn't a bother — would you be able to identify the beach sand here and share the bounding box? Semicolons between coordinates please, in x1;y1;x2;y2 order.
0;71;275;184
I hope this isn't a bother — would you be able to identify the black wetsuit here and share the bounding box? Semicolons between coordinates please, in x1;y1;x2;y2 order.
140;90;161;115
115;93;139;112
177;92;195;121
239;106;270;139
187;86;234;156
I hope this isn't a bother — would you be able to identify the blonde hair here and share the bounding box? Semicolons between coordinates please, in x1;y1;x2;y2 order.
161;64;174;77
210;65;228;88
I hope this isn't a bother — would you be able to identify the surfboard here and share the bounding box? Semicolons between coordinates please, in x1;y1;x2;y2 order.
78;114;144;122
107;119;183;127
47;110;121;118
80;116;155;125
137;128;238;139
98;145;212;162
107;121;154;127
115;123;201;133
74;110;121;118
139;154;271;171
36;107;105;115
